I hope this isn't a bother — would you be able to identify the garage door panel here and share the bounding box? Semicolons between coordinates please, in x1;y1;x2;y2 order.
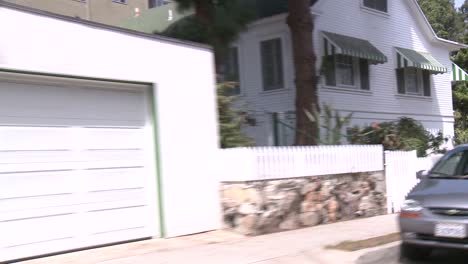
2;238;77;264
80;150;145;168
0;127;72;151
86;206;149;235
0;193;75;213
83;189;146;210
0;151;74;164
83;128;145;150
83;168;146;191
85;227;151;250
1;213;76;248
0;83;146;126
0;171;76;199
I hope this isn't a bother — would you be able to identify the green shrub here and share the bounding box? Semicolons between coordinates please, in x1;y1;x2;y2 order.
349;117;447;157
455;129;468;145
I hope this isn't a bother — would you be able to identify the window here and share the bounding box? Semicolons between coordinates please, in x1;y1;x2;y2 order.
323;55;370;90
336;55;355;86
363;0;387;13
149;0;170;8
222;47;241;95
260;38;284;91
112;0;128;4
396;68;431;96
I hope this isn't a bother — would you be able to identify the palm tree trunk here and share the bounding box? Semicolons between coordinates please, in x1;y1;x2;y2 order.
287;0;319;145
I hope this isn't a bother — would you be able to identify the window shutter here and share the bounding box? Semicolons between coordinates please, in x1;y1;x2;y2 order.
359;59;370;90
324;55;336;86
422;70;431;97
396;68;405;94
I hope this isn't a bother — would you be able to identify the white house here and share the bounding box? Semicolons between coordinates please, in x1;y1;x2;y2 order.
0;1;220;262
225;0;466;146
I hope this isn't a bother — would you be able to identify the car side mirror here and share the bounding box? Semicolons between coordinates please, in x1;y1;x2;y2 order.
416;170;428;179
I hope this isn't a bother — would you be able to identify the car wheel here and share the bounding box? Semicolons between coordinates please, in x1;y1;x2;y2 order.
400;243;432;260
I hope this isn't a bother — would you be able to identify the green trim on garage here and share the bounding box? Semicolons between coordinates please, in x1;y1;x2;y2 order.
149;85;166;238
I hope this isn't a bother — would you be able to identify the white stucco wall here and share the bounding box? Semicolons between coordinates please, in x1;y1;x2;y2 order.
233;0;457;146
0;6;220;238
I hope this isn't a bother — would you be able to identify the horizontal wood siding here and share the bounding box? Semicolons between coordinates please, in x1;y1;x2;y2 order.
232;0;455;145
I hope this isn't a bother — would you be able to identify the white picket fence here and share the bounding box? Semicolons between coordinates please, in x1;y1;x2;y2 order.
385;151;443;214
219;145;384;181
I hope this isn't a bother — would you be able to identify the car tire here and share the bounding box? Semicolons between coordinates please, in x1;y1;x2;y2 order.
400;243;432;260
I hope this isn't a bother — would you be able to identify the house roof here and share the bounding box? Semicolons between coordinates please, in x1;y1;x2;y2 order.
119;0;467;51
0;0;211;51
404;0;467;50
119;0;292;34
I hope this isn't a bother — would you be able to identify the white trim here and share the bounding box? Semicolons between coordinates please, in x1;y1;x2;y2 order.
395;94;432;101
321;85;373;96
405;0;467;50
0;71;148;91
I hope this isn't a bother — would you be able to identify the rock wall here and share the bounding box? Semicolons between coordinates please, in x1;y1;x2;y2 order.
221;171;386;236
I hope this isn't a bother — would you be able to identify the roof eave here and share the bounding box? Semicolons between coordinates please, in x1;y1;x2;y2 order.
0;0;212;51
407;0;466;51
433;37;468;51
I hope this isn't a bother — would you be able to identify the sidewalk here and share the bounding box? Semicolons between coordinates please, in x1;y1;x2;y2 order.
18;214;399;264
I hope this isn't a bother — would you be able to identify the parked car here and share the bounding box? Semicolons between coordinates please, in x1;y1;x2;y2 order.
399;145;468;260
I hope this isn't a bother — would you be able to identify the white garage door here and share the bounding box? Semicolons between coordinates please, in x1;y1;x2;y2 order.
0;74;157;262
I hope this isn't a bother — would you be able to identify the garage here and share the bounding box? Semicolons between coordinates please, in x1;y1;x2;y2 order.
0;73;158;262
0;1;221;262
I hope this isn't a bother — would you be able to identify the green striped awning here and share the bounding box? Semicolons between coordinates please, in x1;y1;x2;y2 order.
452;62;468;82
322;31;387;64
395;47;447;74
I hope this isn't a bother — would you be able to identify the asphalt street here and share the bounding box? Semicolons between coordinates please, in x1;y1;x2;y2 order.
357;244;468;264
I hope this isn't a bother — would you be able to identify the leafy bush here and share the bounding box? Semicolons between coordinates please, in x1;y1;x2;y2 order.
455;129;468;145
350;117;447;157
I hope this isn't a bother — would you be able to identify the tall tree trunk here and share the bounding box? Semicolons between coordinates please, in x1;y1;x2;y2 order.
287;0;319;145
192;0;226;78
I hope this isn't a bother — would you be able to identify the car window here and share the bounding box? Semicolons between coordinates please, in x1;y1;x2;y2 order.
431;151;464;176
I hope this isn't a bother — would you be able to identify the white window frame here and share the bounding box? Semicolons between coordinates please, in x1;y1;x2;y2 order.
259;37;286;92
335;55;360;89
324;55;362;90
361;0;388;15
397;68;432;97
404;68;422;96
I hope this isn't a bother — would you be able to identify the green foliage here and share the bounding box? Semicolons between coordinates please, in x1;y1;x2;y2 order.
455;128;468;145
349;117;447;157
453;82;468;129
217;83;253;148
304;104;353;145
166;0;255;55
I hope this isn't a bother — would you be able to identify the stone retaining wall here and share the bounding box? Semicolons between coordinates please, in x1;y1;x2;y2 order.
220;171;386;236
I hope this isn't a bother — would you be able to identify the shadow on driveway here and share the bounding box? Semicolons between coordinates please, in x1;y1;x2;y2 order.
357;244;468;264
